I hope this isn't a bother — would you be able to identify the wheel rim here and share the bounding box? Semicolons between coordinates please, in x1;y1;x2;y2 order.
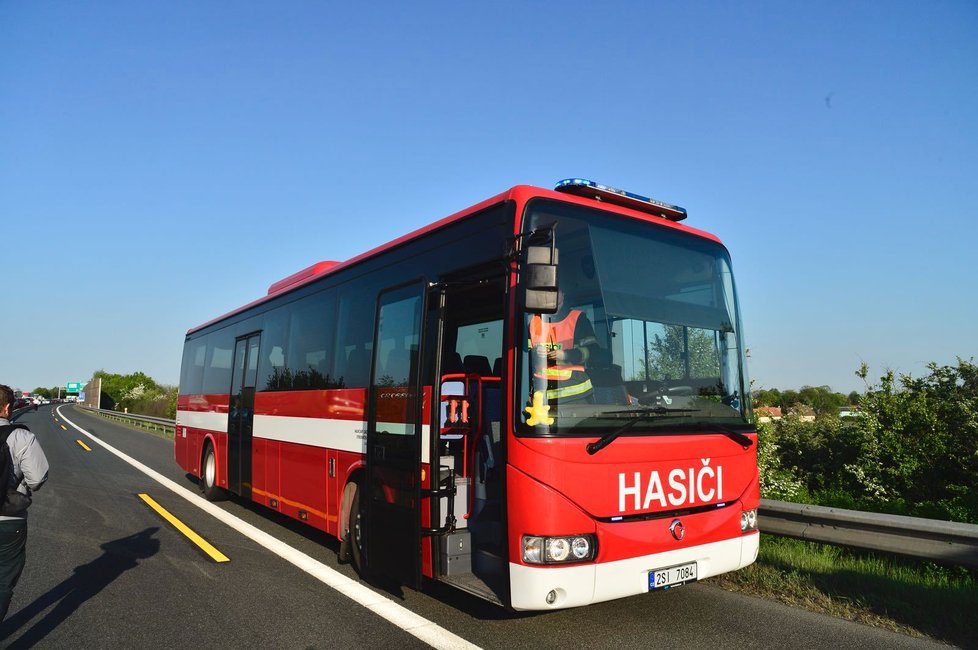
353;500;363;553
204;450;216;488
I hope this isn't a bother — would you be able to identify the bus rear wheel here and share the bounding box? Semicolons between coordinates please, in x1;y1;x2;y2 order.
199;443;225;501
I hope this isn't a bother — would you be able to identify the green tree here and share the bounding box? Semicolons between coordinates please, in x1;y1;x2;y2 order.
798;385;847;416
763;359;978;523
753;388;782;407
780;389;800;411
756;421;807;500
92;370;174;417
640;325;719;381
858;359;978;521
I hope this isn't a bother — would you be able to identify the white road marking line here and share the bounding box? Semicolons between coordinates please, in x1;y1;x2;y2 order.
56;406;480;650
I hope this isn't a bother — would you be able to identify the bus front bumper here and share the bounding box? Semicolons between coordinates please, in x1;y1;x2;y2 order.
509;533;759;611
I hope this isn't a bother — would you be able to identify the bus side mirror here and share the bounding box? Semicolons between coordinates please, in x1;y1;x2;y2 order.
524;245;558;314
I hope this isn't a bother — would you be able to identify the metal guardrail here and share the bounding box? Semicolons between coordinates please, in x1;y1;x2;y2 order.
760;498;978;569
69;406;978;568
80;406;175;436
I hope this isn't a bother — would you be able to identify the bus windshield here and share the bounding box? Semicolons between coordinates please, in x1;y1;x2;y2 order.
518;199;751;436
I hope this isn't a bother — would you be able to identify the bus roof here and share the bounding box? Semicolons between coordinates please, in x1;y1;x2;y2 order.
186;183;722;336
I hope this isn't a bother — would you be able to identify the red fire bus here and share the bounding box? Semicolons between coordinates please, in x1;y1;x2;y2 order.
175;179;758;610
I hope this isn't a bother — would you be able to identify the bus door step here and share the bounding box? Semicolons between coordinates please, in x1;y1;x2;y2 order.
440;530;472;576
473;547;506;578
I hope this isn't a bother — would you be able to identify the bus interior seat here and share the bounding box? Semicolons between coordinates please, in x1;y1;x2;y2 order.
316;356;333;384
463;355;492;377
443;352;465;375
481;385;502;435
590;364;630;405
478;377;503;499
345;347;371;387
492;357;502;377
384;347;412;383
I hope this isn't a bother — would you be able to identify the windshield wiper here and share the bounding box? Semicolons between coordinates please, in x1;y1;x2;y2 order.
711;422;754;447
585;406;695;456
585;408;754;455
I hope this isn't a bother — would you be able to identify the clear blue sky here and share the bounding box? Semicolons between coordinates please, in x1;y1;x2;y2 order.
2;2;976;396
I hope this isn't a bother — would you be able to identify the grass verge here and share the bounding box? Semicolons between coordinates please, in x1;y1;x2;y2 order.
707;534;978;648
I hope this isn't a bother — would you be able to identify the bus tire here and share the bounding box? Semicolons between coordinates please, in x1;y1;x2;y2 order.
349;482;365;573
199;442;225;501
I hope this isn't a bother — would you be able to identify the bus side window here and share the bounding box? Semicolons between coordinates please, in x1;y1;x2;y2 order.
333;282;375;389
287;291;334;389
455;320;503;374
181;338;206;395
259;307;290;391
202;334;234;394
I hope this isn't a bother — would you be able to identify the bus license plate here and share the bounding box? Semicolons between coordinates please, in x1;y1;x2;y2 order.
649;562;697;591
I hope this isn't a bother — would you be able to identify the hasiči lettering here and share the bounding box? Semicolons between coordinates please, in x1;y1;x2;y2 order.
618;458;724;512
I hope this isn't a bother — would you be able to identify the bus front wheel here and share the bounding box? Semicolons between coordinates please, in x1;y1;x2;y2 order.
348;482;365;573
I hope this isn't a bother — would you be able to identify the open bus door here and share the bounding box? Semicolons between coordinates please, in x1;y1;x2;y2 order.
426;273;510;605
364;282;425;587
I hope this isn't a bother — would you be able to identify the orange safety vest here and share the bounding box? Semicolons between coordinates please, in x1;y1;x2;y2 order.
528;312;593;400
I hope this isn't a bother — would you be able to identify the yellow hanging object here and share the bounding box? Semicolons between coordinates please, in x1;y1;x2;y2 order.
524;390;554;427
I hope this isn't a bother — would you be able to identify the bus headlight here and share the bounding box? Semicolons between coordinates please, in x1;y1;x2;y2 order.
522;534;597;564
547;538;570;562
740;508;758;532
571;536;591;560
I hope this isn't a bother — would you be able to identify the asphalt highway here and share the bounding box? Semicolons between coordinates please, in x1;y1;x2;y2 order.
0;405;951;649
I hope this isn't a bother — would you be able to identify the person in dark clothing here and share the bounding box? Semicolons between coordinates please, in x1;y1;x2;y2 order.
528;292;606;403
0;384;49;622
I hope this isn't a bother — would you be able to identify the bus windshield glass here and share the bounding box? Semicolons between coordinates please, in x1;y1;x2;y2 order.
518;199;751;436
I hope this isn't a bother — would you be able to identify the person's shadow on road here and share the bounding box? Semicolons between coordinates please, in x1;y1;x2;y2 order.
0;527;160;648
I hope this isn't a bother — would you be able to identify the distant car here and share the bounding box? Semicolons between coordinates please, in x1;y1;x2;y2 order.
13;398;36;411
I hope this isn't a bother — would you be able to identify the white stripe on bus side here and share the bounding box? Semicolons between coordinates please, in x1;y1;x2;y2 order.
177;410;228;433
177;411;432;463
254;415;366;453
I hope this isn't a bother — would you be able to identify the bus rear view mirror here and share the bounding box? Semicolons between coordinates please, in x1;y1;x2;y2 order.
525;287;558;313
524;245;558;314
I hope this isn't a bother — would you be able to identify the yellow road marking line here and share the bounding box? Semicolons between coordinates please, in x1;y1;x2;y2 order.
76;440;92;452
138;493;230;563
60;425;67;431
54;408;471;649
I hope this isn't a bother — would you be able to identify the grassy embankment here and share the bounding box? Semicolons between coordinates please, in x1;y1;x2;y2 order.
708;534;978;648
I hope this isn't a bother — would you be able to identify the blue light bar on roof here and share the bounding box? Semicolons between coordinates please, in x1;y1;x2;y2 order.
554;178;688;222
